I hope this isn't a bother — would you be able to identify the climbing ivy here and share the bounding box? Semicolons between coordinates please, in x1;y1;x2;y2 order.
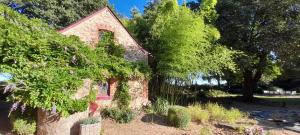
114;80;131;110
0;5;150;116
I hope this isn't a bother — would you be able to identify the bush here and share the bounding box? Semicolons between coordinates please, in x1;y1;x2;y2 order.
118;110;135;123
12;118;36;135
188;104;210;123
204;89;229;98
206;103;246;124
225;108;246;124
199;127;212;135
80;117;100;125
206;103;227;122
101;108;134;123
153;98;170;115
167;106;191;128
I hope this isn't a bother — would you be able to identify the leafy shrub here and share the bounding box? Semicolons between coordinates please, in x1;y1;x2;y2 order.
10;108;36;135
199;127;212;135
153;98;170;115
225;108;246;124
0;5;151;116
118;110;135;123
204;89;228;98
206;103;246;124
101;108;134;123
188;104;209;123
12;118;36;135
206;103;227;122
167;106;191;128
80;117;100;125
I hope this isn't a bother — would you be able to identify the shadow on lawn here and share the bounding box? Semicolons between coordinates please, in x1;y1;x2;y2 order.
141;114;171;127
209;96;300;133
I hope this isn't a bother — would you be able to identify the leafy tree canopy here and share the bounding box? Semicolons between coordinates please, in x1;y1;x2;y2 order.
127;0;236;79
216;0;300;100
1;0;108;28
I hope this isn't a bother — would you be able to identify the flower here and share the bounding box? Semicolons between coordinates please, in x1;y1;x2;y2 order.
51;104;57;114
21;104;26;114
3;83;16;94
9;101;20;116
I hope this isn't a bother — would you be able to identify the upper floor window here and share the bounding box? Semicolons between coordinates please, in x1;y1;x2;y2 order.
98;30;114;43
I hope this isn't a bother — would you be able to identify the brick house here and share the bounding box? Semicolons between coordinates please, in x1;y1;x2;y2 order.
58;6;149;109
37;6;149;135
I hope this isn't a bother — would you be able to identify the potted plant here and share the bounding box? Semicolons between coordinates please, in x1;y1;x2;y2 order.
79;117;101;135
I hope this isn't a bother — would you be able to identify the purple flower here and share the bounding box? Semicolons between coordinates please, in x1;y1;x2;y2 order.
3;83;16;94
9;101;19;116
51;104;57;114
21;104;26;114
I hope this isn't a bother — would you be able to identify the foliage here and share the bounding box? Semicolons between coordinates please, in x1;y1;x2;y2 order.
98;31;125;58
127;0;236;79
205;103;246;123
225;108;246;124
167;106;191;128
0;5;150;116
10;109;36;135
153;97;170;115
205;103;226;122
12;118;36;135
199;126;213;135
216;0;300;100
203;89;229;98
80;117;100;125
0;0;108;28
114;80;131;110
188;104;209;123
101;107;134;123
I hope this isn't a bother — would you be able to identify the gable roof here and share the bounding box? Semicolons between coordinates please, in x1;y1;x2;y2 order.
58;6;149;54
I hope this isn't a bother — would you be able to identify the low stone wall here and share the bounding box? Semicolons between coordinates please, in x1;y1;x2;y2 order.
37;109;89;135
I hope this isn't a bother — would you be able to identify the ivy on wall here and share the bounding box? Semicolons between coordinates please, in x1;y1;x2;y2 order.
114;80;131;110
0;5;151;116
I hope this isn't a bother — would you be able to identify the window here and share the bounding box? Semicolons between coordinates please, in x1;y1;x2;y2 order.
98;30;114;43
98;81;109;97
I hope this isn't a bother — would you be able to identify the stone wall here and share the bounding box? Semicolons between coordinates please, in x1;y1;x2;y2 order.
59;7;148;62
37;109;89;135
59;7;149;109
96;78;149;109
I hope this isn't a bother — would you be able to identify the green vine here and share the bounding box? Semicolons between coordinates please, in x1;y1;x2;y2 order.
0;5;150;116
114;80;131;110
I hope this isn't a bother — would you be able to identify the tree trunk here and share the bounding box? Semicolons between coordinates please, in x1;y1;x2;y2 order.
242;74;256;102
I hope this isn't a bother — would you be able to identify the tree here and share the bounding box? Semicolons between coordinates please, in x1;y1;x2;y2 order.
1;0;108;28
216;0;300;101
126;0;236;98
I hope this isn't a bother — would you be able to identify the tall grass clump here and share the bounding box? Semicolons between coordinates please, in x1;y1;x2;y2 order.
188;104;209;123
199;126;213;135
168;106;191;128
206;103;227;122
153;97;170;115
225;108;246;124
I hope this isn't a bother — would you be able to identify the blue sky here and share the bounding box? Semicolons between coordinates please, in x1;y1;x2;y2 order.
109;0;195;17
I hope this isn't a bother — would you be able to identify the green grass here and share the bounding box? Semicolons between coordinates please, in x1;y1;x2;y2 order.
188;104;210;123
